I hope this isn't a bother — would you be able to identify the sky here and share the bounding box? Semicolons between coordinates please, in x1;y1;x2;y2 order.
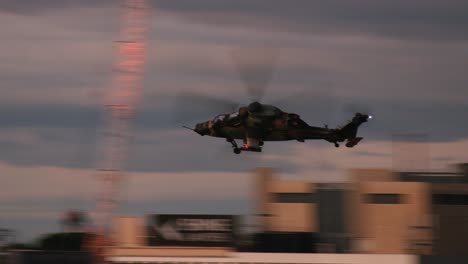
1;0;468;242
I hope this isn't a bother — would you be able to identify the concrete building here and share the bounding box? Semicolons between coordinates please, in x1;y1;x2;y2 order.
105;164;468;259
255;167;349;253
256;167;318;233
347;167;468;255
108;216;234;258
255;165;468;255
348;175;432;254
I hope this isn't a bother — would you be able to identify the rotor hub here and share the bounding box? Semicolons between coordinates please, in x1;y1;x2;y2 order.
247;101;262;113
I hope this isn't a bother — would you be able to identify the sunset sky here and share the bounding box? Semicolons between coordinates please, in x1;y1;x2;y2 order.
1;0;468;242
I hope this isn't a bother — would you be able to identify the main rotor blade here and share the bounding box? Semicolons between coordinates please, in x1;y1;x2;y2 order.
270;87;343;125
231;48;278;102
173;92;239;123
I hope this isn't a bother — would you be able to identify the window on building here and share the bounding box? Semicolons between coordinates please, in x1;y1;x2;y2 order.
432;194;468;205
363;193;403;204
274;193;316;203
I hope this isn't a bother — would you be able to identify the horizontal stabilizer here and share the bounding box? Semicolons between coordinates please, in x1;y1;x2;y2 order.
346;137;363;148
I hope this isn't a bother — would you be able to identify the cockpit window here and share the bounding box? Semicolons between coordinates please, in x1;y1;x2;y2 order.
228;112;239;119
212;112;242;127
213;114;227;123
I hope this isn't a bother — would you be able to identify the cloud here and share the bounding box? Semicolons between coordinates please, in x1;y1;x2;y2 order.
0;140;404;202
0;125;301;172
2;137;468;241
282;138;468;183
2;2;468;107
0;90;468;172
154;0;468;41
4;1;468;43
0;8;117;106
0;159;256;240
0;162;252;203
0;0;114;14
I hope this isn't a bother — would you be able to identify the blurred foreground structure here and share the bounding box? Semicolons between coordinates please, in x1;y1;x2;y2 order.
102;165;468;259
256;165;468;255
4;165;468;264
88;0;151;261
348;165;468;255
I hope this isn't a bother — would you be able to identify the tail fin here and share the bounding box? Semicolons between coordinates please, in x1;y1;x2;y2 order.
336;113;371;146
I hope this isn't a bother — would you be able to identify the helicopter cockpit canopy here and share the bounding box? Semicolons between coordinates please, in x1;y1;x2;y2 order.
213;111;241;127
213;114;226;123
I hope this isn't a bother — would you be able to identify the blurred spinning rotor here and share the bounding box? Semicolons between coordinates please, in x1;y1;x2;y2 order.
174;47;279;122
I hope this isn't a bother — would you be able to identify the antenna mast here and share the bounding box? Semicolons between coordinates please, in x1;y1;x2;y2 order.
88;0;151;260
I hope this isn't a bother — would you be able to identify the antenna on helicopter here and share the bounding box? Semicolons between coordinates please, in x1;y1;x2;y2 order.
182;125;195;131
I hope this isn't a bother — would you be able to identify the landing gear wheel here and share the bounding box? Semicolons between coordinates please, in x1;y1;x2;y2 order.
233;148;241;154
259;141;264;146
334;143;340;148
227;138;239;148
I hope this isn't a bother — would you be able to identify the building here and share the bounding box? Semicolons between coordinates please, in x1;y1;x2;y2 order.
108;216;234;258
348;166;468;255
254;165;468;255
102;164;468;259
255;168;349;253
348;170;432;254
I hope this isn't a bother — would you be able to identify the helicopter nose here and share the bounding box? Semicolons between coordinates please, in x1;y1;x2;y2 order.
194;121;210;136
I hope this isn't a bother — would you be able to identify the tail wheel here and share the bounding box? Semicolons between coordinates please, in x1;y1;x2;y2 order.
233;148;241;154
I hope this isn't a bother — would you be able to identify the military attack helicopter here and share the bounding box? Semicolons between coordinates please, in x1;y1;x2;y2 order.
179;49;372;154
184;102;371;154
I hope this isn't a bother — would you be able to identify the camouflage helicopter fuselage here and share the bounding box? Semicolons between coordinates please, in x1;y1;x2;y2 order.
190;102;370;154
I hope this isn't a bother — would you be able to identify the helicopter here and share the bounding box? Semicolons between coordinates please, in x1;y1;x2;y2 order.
179;48;372;154
184;102;371;154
